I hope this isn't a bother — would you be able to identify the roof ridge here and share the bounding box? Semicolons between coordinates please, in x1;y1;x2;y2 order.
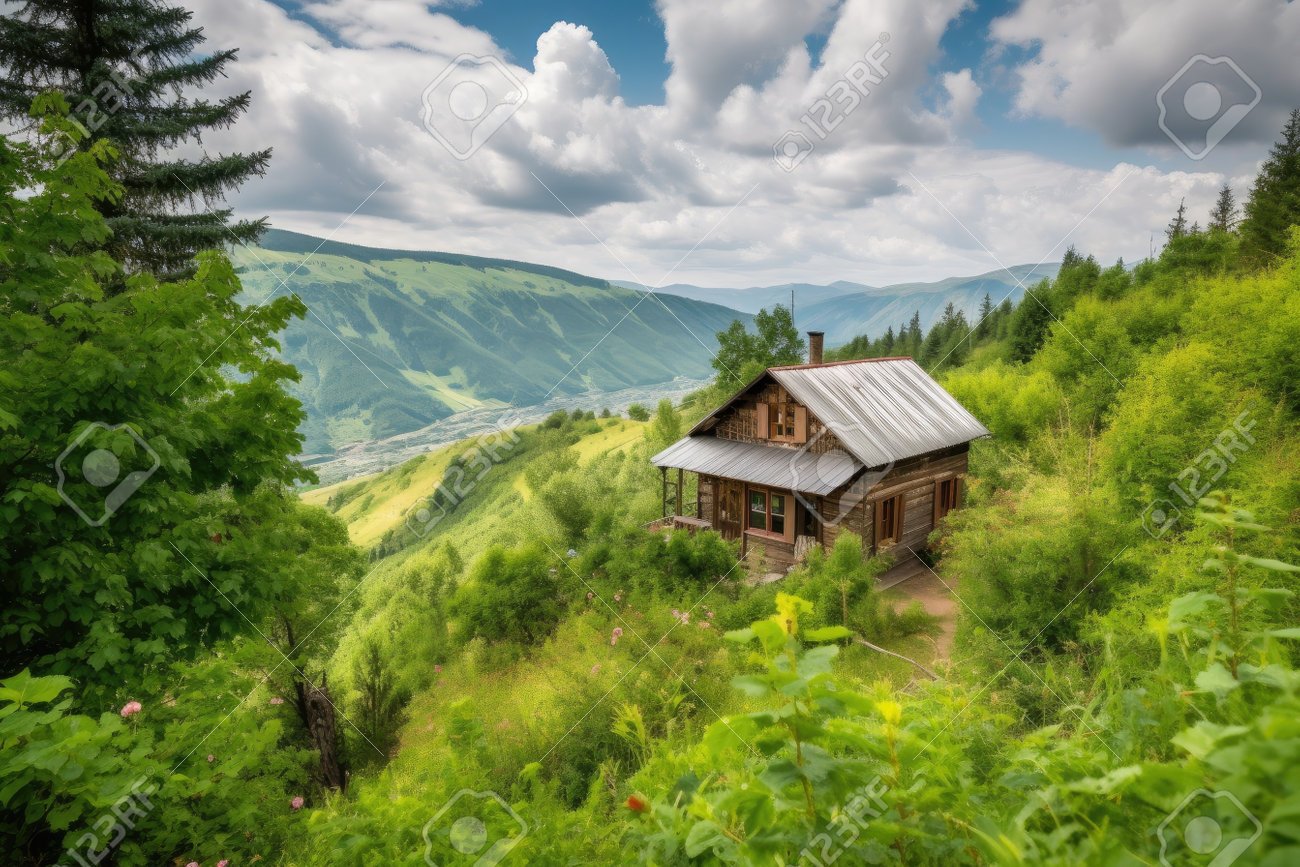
768;356;913;371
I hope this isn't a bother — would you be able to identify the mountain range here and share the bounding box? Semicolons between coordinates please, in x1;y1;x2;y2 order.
617;262;1062;345
235;231;1060;457
233;230;748;455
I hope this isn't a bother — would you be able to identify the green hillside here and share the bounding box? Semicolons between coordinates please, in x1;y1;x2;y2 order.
233;230;750;454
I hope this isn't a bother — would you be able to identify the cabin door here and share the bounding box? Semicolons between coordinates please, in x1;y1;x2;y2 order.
717;480;743;540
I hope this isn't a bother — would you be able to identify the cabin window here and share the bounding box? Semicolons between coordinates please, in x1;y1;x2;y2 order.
934;478;960;523
748;490;767;531
746;489;788;537
770;494;786;535
875;493;903;546
769;402;796;439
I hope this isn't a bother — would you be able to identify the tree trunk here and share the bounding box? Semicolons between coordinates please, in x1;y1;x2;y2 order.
299;677;347;792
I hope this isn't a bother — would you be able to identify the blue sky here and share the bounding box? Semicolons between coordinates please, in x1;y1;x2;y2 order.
217;0;1296;285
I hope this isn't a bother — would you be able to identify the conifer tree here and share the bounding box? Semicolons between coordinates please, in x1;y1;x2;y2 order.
974;292;993;338
0;0;271;278
1240;108;1300;265
1209;183;1238;232
1165;198;1188;240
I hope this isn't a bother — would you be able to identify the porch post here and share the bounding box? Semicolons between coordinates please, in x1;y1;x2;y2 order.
676;468;684;516
660;466;668;518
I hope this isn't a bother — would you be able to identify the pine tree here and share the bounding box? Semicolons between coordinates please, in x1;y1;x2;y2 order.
0;0;271;278
974;292;993;338
1240;108;1300;265
905;311;922;356
1165;198;1188;240
881;325;895;354
1209;183;1238;232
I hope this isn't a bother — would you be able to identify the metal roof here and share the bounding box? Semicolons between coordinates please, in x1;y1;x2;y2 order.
651;436;860;496
669;358;990;476
769;358;991;467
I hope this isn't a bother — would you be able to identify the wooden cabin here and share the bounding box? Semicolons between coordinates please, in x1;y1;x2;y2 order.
651;332;990;572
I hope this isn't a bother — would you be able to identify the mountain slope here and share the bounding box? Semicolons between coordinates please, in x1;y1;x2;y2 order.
614;279;871;313
232;230;749;454
800;263;1061;345
634;264;1062;345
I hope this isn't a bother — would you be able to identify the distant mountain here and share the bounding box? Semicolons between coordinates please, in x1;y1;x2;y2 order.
800;264;1061;345
632;264;1061;346
612;279;871;314
234;230;750;455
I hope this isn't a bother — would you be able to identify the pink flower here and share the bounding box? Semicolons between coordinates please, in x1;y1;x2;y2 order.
699;621;712;629
613;593;622;603
119;701;142;718
206;754;215;763
434;664;443;674
217;861;229;867
269;696;284;706
610;636;619;646
586;591;594;600
291;796;305;811
186;862;200;867
671;608;681;618
707;610;715;619
590;664;602;675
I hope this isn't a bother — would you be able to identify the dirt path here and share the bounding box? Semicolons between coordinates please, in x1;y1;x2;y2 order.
879;556;959;663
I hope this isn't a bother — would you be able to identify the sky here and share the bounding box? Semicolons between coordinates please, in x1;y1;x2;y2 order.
187;0;1300;287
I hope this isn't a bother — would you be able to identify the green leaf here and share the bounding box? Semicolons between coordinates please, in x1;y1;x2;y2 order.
684;820;731;858
803;626;850;642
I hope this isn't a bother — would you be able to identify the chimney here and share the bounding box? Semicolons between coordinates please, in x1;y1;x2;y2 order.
807;331;824;365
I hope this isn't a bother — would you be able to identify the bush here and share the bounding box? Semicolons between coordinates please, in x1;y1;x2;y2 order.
451;544;570;645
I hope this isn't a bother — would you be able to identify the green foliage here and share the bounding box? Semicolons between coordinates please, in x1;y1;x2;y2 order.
712;305;804;386
647;399;684;451
627;403;651;422
0;1;271;277
0;112;312;693
451;544;569;645
1241;108;1300;267
1;664;312;865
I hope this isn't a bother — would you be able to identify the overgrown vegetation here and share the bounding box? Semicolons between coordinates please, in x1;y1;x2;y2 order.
4;14;1300;862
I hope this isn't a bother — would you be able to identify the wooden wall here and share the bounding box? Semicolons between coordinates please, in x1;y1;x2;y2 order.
710;381;847;455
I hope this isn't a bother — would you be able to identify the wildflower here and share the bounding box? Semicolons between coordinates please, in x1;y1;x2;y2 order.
699;621;711;629
206;754;215;763
218;861;230;867
567;548;578;558
626;794;650;813
269;696;285;706
290;796;305;811
612;627;623;639
434;664;443;674
706;610;715;619
590;664;602;675
671;608;680;619
119;701;142;718
613;593;622;603
186;862;199;867
586;591;594;600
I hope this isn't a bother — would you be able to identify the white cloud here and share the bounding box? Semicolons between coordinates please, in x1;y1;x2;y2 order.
182;0;1247;287
991;0;1300;161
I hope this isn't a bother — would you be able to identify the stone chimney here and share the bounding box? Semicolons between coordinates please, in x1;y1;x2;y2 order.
807;331;824;365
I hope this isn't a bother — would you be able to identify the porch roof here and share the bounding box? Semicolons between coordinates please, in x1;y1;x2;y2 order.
651;436;860;496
